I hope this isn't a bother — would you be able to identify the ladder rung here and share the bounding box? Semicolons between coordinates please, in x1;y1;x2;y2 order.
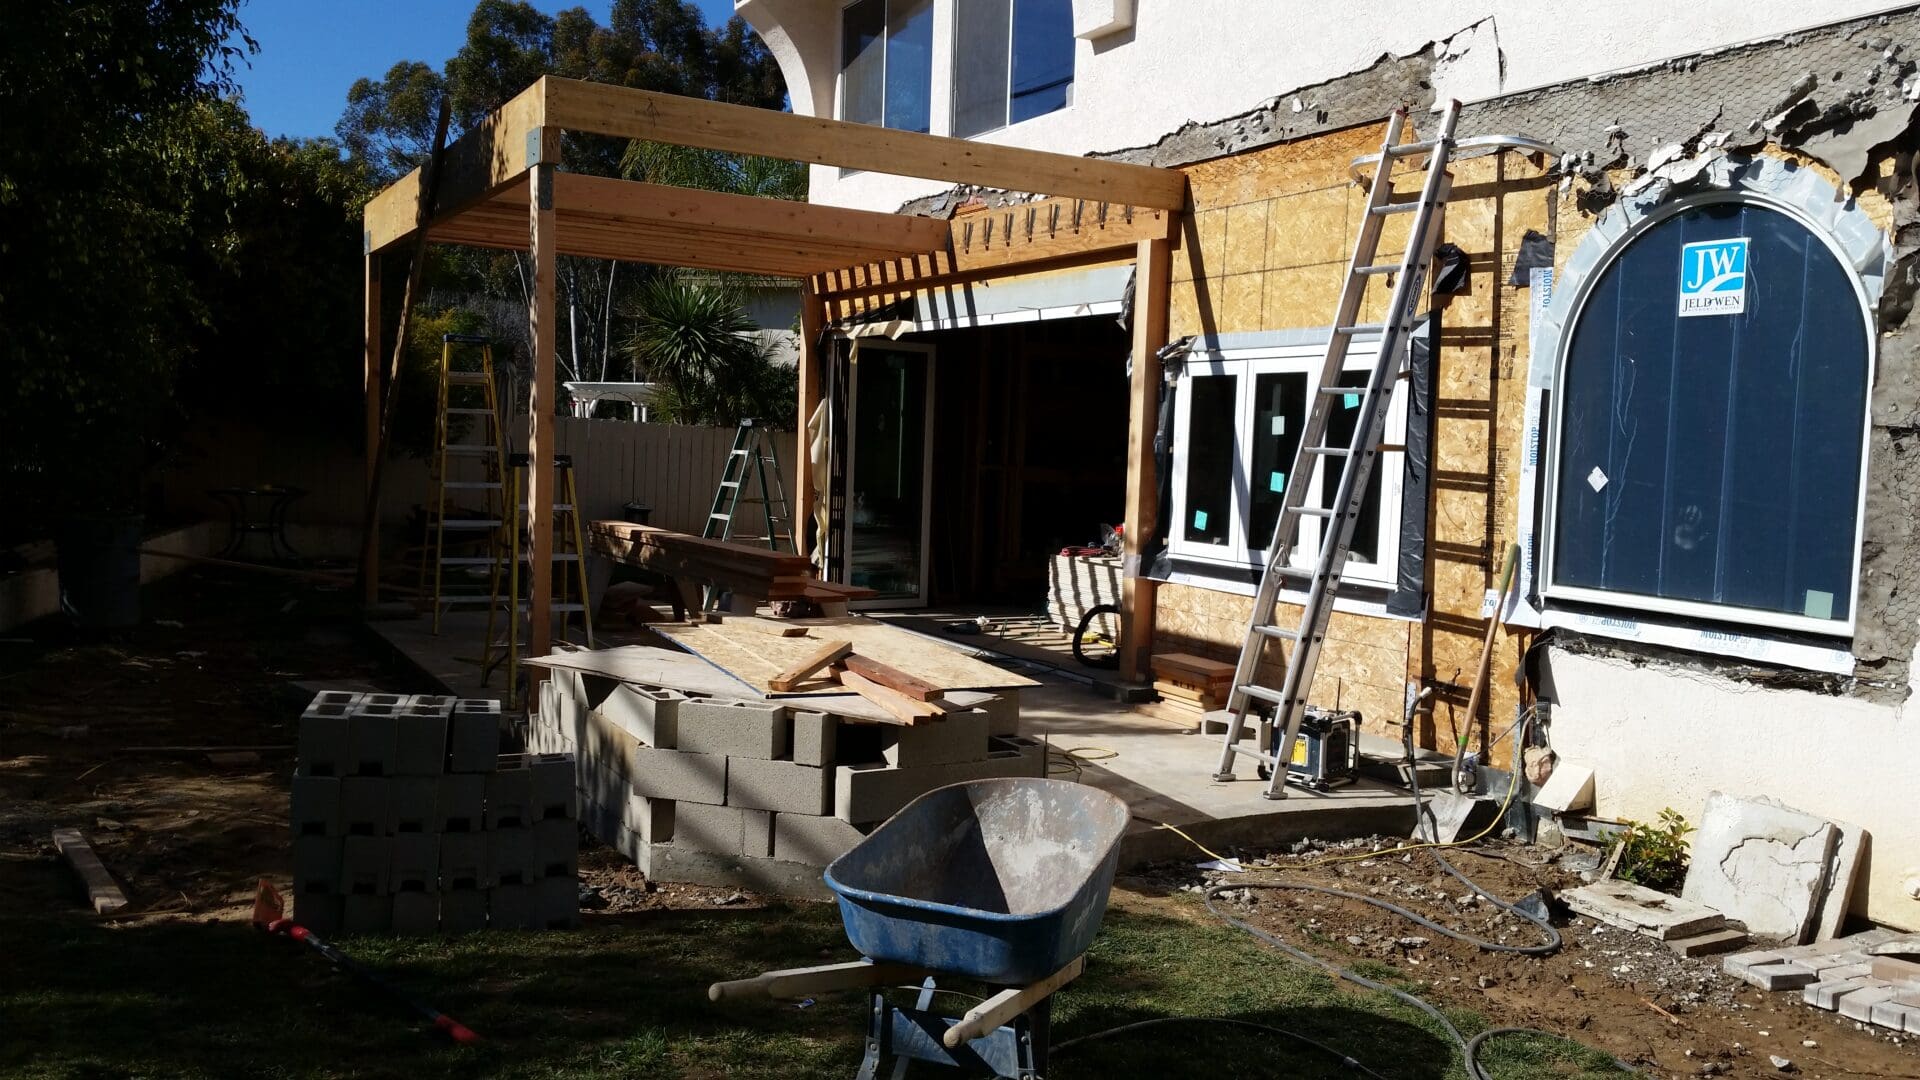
445;445;497;455
445;481;502;490
709;513;731;521
1386;137;1442;156
1253;625;1297;642
1237;684;1284;706
439;556;497;566
506;603;587;613
448;408;494;416
1302;445;1349;457
719;480;741;488
1334;323;1384;336
1294;507;1334;518
1354;264;1399;275
442;519;503;529
1377;443;1407;453
1370;201;1422;215
446;372;489;385
1227;743;1274;763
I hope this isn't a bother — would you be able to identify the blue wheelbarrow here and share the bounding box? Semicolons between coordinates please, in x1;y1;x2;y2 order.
708;778;1131;1079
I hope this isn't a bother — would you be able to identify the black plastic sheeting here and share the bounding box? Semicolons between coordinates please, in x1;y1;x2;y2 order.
1507;230;1555;286
1386;313;1438;617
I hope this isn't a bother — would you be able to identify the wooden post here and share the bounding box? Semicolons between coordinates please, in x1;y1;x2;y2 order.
362;251;382;606
1119;231;1173;682
528;160;558;660
795;281;824;562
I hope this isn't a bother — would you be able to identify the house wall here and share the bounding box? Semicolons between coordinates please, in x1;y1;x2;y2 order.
736;0;1884;212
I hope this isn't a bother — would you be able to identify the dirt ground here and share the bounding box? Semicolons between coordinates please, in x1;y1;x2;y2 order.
2;568;1917;1079
1123;840;1918;1080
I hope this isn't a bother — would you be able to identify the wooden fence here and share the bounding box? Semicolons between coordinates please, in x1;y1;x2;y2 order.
161;418;798;546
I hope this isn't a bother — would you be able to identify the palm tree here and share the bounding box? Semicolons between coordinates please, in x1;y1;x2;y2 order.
623;272;795;428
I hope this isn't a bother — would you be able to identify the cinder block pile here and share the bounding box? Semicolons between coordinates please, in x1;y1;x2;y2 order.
529;674;1042;898
293;691;578;934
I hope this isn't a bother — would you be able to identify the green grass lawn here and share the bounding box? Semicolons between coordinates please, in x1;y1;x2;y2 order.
0;892;1628;1079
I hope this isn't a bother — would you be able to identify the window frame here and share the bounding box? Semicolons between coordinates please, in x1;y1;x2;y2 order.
835;0;932;134
1538;190;1878;637
949;0;1074;138
1168;340;1408;586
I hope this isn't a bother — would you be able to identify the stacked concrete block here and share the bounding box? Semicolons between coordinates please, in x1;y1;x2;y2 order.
540;672;1033;900
293;692;577;933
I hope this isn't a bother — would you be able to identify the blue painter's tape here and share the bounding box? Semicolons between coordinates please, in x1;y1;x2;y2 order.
1269;472;1285;493
1192;509;1208;530
1342;392;1361;409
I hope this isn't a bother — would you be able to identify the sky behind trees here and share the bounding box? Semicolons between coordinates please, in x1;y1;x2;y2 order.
227;0;738;139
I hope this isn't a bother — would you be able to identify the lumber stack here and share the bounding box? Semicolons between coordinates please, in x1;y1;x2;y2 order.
590;521;876;603
1150;652;1236;724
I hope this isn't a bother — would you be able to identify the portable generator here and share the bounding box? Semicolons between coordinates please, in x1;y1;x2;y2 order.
1256;707;1360;790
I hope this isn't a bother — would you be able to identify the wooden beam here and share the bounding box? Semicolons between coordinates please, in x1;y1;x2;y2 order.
540;77;1187;209
51;828;128;914
834;668;938;724
768;639;853;692
528;162;558;662
946;198;1174;274
840;654;941;702
362;252;382;605
1119;230;1174;682
363;82;551;252
555;173;947;251
795;282;823;563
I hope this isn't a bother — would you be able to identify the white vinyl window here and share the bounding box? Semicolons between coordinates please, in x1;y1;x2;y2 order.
1169;341;1407;586
952;0;1074;137
839;0;934;132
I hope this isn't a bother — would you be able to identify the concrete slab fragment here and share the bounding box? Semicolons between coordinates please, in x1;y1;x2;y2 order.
1837;982;1896;1022
1530;763;1594;813
1667;927;1748;957
1682;791;1837;944
1564;879;1726;941
1813;820;1866;941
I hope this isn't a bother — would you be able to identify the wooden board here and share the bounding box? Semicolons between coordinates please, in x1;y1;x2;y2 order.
841;654;942;702
51;828;128;914
1151;652;1235;683
769;640;853;692
835;669;939;724
654;616;1040;696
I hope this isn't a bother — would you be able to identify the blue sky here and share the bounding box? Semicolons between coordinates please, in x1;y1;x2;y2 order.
229;0;740;141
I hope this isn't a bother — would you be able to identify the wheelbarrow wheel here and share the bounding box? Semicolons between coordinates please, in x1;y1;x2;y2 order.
1072;605;1121;669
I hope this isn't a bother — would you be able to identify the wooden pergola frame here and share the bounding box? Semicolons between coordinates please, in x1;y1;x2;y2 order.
363;76;1183;677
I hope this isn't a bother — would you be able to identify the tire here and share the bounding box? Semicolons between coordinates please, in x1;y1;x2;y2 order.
1072;604;1122;669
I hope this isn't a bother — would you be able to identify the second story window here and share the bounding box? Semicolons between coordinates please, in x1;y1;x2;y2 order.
840;0;933;133
953;0;1075;137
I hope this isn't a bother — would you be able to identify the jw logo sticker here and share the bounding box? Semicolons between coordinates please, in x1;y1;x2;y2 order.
1678;238;1749;317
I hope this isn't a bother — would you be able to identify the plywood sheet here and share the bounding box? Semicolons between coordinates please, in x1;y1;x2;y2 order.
654;617;1039;696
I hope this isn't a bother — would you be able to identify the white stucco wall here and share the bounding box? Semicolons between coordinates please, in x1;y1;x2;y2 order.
1541;647;1920;930
736;0;1892;210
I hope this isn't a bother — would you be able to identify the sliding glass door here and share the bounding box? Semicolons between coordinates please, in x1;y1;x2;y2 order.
844;342;934;606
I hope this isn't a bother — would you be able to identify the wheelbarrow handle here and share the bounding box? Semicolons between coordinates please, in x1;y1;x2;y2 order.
942;955;1085;1049
708;960;932;1002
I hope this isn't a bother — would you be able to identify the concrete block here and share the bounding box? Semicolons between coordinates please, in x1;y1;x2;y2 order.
358;692;408;710
533;818;579;880
629;746;726;804
393;713;447;776
439;831;491;891
978;691;1020;736
388;777;438;834
488;883;535;930
390;833;440;894
678;699;788;759
440;888;487;933
1563;879;1726;941
293;836;342;898
290;776;341;838
297;709;350;777
342;894;392;934
534;875;579;930
1667;928;1749;957
774;813;868;866
598;684;682;748
405;694;456;716
1805;978;1861;1010
346;712;397;777
490;827;537;886
1740;961;1821;991
791;711;837;767
675;801;748;854
293;892;342;936
528;753;575;820
834;746;1038;825
578;793;618;848
340;777;390;837
1872;954;1920;990
1814;820;1867;942
486;762;534;829
582;706;642;781
1814;962;1874;981
743;809;773;859
309;690;364;711
728;758;831;815
644;843;832;901
627;793;673;845
578;755;633;820
1684;791;1837;944
1838;982;1897;1022
391;891;439;935
881;711;988;767
1870;996;1920;1032
448;706;500;773
436;774;485;833
992;735;1048;777
341;836;391;896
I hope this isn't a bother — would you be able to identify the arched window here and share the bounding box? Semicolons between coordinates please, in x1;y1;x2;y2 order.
1545;197;1874;634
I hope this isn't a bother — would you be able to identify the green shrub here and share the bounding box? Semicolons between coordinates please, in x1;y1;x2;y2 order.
1612;808;1693;894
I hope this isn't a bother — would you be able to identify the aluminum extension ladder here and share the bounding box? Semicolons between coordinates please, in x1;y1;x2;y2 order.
423;334;507;634
704;418;794;552
1210;102;1460;798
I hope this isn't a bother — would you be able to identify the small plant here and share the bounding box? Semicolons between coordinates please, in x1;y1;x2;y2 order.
1612;808;1693;894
